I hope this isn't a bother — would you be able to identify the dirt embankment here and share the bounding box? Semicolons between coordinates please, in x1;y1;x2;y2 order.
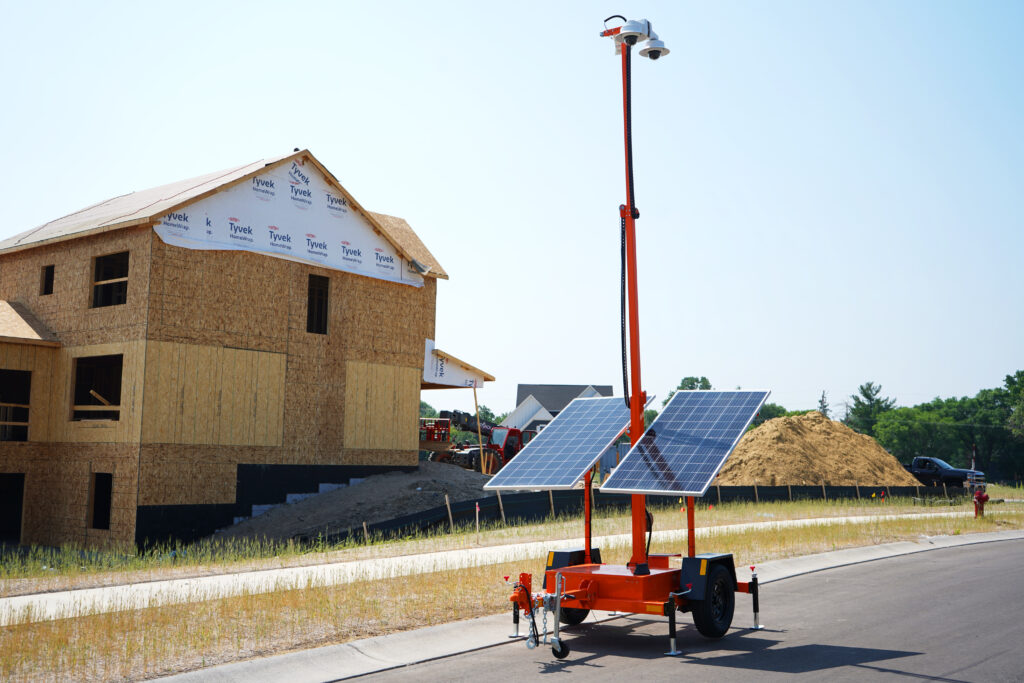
216;461;493;543
713;411;920;486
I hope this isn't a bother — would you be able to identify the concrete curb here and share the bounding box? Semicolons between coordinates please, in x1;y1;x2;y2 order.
154;528;1024;682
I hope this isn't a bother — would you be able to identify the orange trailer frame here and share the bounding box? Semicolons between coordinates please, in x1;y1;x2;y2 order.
506;17;763;660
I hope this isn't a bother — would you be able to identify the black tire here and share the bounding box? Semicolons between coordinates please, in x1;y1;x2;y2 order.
559;607;590;626
691;564;735;638
552;639;570;659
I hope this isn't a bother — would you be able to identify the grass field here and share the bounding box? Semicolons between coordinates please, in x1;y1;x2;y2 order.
2;493;1022;682
4;482;1020;594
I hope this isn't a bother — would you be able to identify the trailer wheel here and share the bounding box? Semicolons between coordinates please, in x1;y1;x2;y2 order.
692;564;734;638
552;638;570;659
559;608;590;626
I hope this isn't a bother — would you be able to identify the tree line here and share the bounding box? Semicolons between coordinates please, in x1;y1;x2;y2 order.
421;371;1024;482
659;373;1024;482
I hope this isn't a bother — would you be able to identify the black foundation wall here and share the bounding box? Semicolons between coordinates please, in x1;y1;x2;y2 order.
135;463;415;547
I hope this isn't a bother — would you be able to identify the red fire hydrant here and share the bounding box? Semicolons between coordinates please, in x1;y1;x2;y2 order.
974;489;989;518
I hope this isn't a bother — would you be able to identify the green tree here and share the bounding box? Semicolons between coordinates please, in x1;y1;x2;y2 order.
477;405;500;425
1005;370;1024;440
846;382;896;437
644;408;658;430
751;402;787;427
875;405;962;465
419;400;437;418
663;376;712;407
818;390;830;419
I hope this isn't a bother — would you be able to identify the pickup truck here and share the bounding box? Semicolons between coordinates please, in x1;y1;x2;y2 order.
904;456;984;489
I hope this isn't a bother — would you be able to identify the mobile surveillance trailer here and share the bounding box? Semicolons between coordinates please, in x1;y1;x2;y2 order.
483;16;769;660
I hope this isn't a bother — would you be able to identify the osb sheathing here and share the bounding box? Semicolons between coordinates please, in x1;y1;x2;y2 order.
141;342;285;446
0;442;139;548
0;341;57;441
0;226;152;347
1;228;437;546
146;235;435;467
48;340;146;444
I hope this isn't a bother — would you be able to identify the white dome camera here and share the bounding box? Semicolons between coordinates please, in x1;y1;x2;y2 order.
639;37;669;60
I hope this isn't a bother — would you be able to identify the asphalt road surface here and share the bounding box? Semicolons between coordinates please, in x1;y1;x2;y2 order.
362;539;1023;682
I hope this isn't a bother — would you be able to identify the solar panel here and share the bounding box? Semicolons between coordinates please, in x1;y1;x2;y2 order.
600;390;770;496
484;396;631;491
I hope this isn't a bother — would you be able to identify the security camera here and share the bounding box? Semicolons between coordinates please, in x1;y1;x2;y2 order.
639;38;669;60
618;19;651;46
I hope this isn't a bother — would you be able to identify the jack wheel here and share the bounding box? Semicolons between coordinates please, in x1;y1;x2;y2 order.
559;608;590;626
692;563;735;638
552;639;570;659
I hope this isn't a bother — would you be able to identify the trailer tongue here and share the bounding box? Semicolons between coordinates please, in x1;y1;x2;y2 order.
482;15;770;660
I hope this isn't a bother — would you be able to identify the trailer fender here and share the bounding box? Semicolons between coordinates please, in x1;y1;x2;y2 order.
681;553;736;601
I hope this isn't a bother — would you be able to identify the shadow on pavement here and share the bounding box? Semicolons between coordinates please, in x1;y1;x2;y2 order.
528;615;927;678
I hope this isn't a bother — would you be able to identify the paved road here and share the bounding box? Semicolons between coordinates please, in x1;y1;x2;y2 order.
362;539;1024;682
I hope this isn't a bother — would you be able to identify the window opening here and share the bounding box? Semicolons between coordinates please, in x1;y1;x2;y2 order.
72;355;123;421
306;274;329;334
0;369;31;441
40;265;55;295
90;473;113;530
92;251;129;307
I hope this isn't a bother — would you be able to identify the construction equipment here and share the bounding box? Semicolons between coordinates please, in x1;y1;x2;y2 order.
485;15;769;660
420;411;536;474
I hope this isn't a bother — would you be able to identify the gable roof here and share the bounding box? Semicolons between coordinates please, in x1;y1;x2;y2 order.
0;301;60;347
515;384;615;414
500;394;554;429
0;150;447;279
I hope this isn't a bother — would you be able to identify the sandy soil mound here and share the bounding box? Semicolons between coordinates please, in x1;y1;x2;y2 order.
216;461;493;543
713;411;920;486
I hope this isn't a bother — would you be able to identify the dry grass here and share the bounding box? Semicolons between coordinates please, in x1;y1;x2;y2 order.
1;493;996;598
2;506;1021;682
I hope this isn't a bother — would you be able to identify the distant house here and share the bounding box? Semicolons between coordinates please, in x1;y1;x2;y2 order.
501;384;614;431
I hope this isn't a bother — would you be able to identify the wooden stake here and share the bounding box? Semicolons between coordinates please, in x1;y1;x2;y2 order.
787;484;792;501
362;521;369;543
855;483;860;500
473;385;486;473
821;480;827;501
717;485;721;505
754;482;759;504
475;501;480;544
549;490;555;518
496;490;506;524
445;494;454;532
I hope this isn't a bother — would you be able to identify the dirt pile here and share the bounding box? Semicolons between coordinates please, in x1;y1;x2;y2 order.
216;461;493;543
713;411;920;486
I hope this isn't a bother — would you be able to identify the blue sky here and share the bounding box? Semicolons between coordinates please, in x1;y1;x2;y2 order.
1;1;1021;417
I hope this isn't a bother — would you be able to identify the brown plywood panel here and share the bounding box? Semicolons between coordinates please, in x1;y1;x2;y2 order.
343;361;419;452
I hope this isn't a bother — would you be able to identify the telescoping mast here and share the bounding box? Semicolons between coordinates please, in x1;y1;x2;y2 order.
484;15;770;660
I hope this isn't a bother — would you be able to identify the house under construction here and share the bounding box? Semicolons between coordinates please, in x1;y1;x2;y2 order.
0;149;490;548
